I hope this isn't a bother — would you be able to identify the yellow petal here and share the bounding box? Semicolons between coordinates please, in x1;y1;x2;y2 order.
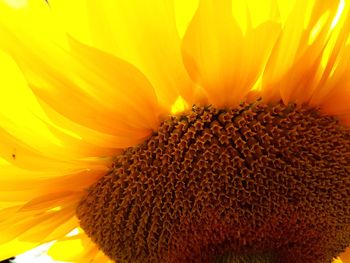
182;0;242;107
19;192;81;212
0;0;68;50
48;235;85;261
0;122;111;170
0;127;65;170
340;246;350;263
18;213;78;243
49;0;195;110
0;50;62;153
0;206;76;244
333;257;343;263
67;37;160;131
0;1;159;149
182;0;280;107
309;5;350;123
173;0;199;38
0;239;39;261
0;50;75;166
0;50;121;160
93;251;112;263
37;108;122;158
261;0;341;104
0;163;108;202
49;232;112;263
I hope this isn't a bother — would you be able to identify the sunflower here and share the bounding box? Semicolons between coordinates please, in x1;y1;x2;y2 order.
0;0;350;262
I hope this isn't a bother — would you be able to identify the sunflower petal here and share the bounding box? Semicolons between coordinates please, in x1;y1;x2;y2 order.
49;232;111;263
0;2;159;149
0;239;39;261
309;5;350;123
49;0;195;110
182;0;281;107
48;235;85;262
0;206;75;244
67;37;160;131
340;246;350;263
0;49;123;160
0;162;108;202
262;0;341;104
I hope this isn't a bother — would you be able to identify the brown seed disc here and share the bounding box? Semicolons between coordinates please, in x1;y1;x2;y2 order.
76;101;350;263
214;251;276;263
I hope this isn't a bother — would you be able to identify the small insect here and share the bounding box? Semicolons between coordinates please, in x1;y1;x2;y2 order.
11;154;16;160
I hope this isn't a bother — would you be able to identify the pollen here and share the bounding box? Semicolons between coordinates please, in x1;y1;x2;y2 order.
76;101;350;263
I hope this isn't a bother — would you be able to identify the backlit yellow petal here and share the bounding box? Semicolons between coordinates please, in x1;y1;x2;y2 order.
0;163;108;201
49;0;195;111
0;0;159;150
0;50;123;160
48;236;85;261
261;0;340;103
340;246;350;262
3;0;27;9
49;232;111;263
182;0;280;107
0;206;75;244
333;257;343;263
0;239;38;261
174;0;199;38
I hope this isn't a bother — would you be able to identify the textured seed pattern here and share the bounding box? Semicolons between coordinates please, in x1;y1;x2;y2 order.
215;251;276;263
76;101;350;263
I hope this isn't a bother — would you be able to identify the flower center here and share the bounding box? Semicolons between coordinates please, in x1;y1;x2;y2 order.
76;101;350;263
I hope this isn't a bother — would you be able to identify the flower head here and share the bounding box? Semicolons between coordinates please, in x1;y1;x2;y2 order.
0;0;349;262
